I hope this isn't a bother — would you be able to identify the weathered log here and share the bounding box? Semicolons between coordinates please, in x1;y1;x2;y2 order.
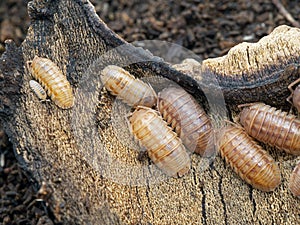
203;25;300;110
0;0;299;224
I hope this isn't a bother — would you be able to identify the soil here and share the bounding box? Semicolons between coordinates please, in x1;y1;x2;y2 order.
0;0;299;224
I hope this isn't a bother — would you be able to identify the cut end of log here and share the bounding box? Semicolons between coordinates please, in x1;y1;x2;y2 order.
202;25;300;76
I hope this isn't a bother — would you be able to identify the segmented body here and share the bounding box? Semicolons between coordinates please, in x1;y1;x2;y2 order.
289;161;300;198
129;106;190;177
239;103;300;155
287;78;300;112
158;87;214;157
27;56;74;109
29;80;47;101
101;65;157;107
217;125;281;191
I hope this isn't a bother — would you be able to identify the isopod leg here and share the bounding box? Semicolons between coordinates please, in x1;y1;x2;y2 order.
126;111;134;135
288;78;300;93
26;61;33;74
287;94;293;105
237;102;260;109
287;78;300;105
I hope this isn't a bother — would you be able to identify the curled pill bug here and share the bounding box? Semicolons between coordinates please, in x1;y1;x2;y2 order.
101;65;157;108
26;56;74;109
289;161;300;198
287;78;300;113
29;80;47;101
239;102;300;155
217;125;281;192
129;106;191;177
158;86;215;157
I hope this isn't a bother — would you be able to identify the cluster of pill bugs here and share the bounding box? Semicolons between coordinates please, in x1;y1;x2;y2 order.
214;85;300;196
26;56;74;109
100;64;300;197
218;82;300;195
100;65;215;178
218;102;300;194
25;56;299;197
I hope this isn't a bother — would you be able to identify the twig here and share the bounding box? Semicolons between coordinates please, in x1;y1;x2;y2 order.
272;0;300;28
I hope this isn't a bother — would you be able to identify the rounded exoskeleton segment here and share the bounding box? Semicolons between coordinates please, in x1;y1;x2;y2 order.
289;161;300;198
217;125;281;192
158;86;215;157
29;80;47;101
26;56;74;109
101;65;157;108
239;103;300;155
129;106;191;177
287;78;300;112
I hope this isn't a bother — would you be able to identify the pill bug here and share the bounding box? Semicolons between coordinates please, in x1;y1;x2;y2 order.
29;80;47;101
129;106;191;177
26;56;74;109
101;65;157;108
289;160;300;198
287;78;300;112
239;103;300;155
158;86;215;157
217;125;281;192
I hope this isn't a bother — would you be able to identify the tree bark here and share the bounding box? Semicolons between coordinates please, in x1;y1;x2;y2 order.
0;0;299;224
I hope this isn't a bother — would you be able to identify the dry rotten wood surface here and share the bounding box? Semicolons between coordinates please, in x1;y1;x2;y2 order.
0;0;300;224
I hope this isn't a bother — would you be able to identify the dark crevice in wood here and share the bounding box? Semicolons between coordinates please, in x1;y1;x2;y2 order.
200;185;207;225
215;168;228;225
249;187;257;216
